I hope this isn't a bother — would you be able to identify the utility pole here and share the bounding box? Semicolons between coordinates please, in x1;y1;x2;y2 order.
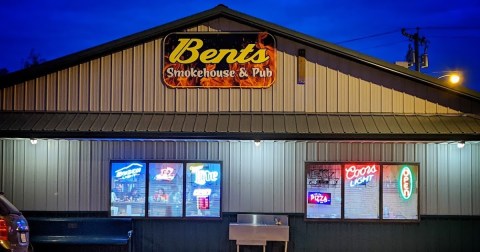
402;27;428;72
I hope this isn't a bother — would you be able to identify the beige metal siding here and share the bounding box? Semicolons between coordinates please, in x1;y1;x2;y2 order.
2;19;478;114
1;138;479;215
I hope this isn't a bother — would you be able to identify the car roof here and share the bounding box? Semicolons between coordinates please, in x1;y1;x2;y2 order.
0;193;22;216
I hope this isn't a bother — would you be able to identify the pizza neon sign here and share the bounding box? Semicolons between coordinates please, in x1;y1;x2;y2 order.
307;192;331;205
345;164;378;187
399;166;413;200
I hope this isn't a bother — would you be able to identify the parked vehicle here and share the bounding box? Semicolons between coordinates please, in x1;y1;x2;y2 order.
0;193;29;252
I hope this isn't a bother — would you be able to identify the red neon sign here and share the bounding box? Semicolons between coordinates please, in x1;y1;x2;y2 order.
197;197;210;210
345;164;378;187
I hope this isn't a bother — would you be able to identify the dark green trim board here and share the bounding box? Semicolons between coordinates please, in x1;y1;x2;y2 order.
1;5;480;101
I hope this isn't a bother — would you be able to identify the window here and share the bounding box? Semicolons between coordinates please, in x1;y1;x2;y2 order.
148;163;184;217
305;163;341;219
110;160;222;219
185;163;222;218
382;165;418;220
305;162;419;221
110;162;147;217
344;163;380;219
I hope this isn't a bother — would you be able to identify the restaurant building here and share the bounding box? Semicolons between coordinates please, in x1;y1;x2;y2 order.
1;5;480;251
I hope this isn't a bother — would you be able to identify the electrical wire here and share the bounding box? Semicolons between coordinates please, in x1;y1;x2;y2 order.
335;29;399;44
355;40;407;51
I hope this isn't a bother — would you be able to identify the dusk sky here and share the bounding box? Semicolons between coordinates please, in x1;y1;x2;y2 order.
1;0;479;92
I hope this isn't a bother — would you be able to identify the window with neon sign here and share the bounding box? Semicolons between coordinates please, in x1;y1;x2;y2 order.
110;160;222;219
344;163;380;219
305;163;342;219
148;163;184;217
110;162;147;217
305;162;419;221
185;162;222;218
382;164;418;220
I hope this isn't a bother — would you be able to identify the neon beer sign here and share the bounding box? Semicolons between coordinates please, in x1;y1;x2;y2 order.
155;166;176;181
115;163;143;180
189;164;219;185
399;166;413;200
345;164;378;187
193;189;212;210
307;192;331;205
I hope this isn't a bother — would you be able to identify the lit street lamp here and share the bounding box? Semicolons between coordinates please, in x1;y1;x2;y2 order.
438;71;462;85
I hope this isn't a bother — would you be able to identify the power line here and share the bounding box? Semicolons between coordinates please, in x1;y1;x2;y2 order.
418;26;480;30
356;40;406;51
335;29;399;44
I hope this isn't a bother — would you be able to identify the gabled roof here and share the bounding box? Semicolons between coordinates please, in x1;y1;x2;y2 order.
1;4;480;101
1;111;479;141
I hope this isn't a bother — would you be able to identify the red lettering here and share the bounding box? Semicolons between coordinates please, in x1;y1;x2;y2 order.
345;165;378;180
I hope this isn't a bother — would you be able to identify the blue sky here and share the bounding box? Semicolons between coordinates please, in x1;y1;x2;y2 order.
1;0;479;91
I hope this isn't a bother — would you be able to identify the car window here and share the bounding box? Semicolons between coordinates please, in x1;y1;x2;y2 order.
0;194;21;215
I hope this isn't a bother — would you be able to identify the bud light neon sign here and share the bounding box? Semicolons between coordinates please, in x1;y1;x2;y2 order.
307;192;331;205
399;166;413;200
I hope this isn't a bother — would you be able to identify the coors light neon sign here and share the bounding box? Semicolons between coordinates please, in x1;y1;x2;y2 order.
345;164;378;187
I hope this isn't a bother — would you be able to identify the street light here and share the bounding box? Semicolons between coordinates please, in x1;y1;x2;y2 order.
438;72;462;85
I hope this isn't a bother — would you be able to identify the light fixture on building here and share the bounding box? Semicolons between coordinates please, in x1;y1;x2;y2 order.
30;138;38;145
254;140;261;147
457;141;465;149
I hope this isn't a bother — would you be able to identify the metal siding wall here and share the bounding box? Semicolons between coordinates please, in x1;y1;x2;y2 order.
338;72;348;112
35;77;46;110
79;62;90;111
57;140;69;210
381;85;393;113
23;141;35;209
67;141;80;209
46;140;59;211
79;141;91;210
68;66;79;111
0;139;479;215
473;144;480;215
143;41;155;112
89;59;101;111
57;69;68;111
100;55;112;111
2;19;479;114
34;140;48;210
14;83;25;110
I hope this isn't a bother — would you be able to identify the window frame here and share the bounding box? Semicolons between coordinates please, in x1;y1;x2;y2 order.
304;162;420;222
109;160;223;220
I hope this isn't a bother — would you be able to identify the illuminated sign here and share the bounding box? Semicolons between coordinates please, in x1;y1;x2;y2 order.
186;162;221;217
399;166;413;200
193;188;212;197
163;32;276;88
115;163;143;180
307;192;331;205
190;164;219;185
345;164;378;187
154;166;176;181
193;188;212;210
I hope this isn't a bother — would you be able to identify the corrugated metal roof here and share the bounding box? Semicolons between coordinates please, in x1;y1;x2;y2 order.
1;112;479;141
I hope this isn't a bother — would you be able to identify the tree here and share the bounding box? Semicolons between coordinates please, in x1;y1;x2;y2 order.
23;49;45;69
